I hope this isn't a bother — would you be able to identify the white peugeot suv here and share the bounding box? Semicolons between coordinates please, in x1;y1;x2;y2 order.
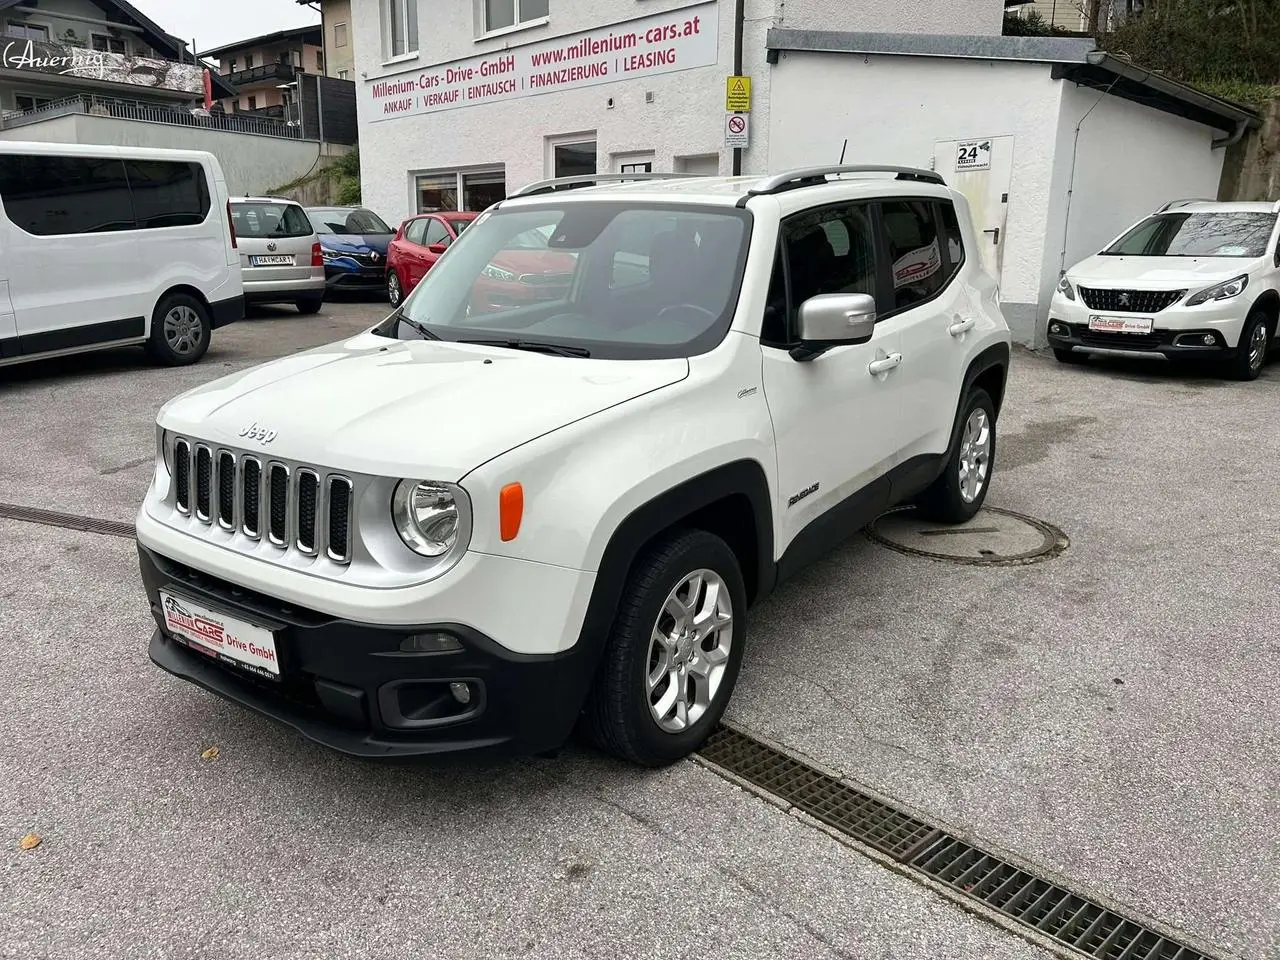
135;166;1012;767
1048;199;1280;381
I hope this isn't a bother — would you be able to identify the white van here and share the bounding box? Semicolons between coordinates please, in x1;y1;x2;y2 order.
0;142;243;369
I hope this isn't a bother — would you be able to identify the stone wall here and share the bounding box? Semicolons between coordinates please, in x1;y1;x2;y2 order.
1218;99;1280;201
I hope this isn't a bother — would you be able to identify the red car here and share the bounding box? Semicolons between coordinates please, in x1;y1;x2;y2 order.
386;211;478;306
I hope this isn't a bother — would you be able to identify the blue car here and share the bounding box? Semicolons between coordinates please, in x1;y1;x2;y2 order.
305;206;396;295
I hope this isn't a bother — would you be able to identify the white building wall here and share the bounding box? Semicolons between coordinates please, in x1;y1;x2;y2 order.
352;0;1004;227
1043;83;1227;306
765;52;1064;343
0;114;342;195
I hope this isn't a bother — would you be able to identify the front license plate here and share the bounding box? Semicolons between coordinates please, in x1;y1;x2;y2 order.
159;589;280;679
251;255;294;266
1088;314;1154;334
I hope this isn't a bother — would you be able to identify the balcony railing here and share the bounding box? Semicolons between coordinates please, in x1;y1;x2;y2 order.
223;61;300;89
0;93;304;139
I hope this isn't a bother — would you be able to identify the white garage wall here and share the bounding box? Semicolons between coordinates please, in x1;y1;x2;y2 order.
775;0;1003;35
765;52;1063;342
1043;84;1227;304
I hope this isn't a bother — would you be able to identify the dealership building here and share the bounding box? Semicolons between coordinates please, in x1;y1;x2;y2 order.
353;0;1258;345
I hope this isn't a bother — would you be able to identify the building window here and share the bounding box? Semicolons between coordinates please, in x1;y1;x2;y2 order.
552;140;596;178
6;20;49;42
14;94;52;113
620;162;652;174
338;70;349;80
382;0;419;59
415;169;506;213
484;0;548;33
334;22;349;48
316;50;324;71
228;58;237;72
248;96;258;110
91;34;126;54
245;54;254;68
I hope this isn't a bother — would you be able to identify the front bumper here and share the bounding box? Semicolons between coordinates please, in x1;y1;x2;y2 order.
209;294;245;330
324;264;387;290
140;543;599;759
1047;292;1250;360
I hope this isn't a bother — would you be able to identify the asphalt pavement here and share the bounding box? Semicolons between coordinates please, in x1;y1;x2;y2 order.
0;300;1275;959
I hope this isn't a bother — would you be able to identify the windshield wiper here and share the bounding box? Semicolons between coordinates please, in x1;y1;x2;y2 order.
458;338;590;358
386;307;440;340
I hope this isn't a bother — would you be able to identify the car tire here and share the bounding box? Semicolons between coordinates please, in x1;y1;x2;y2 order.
146;292;211;366
387;270;404;307
1226;308;1270;381
581;529;747;767
1053;347;1085;364
914;388;997;525
295;297;323;315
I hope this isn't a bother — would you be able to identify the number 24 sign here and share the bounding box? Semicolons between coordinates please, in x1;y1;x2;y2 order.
956;139;992;171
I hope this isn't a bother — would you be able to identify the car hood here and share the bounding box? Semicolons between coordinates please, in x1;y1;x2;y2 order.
318;234;392;254
157;333;690;480
1068;254;1257;287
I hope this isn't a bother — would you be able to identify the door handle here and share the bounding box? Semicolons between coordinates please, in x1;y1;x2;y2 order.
983;227;1000;245
868;353;902;376
948;317;976;337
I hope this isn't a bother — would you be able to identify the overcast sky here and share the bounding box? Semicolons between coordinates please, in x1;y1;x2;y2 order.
129;0;320;54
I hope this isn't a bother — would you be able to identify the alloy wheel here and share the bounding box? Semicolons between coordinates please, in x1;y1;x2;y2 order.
645;569;733;734
1248;321;1268;373
958;408;992;504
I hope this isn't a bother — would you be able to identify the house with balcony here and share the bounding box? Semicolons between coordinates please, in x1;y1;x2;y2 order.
200;24;324;121
0;0;235;116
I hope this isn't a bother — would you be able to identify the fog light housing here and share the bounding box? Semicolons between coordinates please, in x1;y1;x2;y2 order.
1202;333;1216;345
449;681;472;705
1049;322;1069;338
399;632;462;654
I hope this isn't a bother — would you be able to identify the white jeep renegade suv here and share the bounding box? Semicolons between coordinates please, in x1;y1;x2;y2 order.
1048;199;1280;380
136;166;1012;767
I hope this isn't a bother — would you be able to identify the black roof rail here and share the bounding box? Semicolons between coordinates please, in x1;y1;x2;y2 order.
735;165;946;207
506;172;704;199
1154;198;1215;213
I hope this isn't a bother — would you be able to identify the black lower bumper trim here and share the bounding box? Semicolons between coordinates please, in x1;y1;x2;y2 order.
209;294;245;329
139;544;600;759
1047;320;1234;359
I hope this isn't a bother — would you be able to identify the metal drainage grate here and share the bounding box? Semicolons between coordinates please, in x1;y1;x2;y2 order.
696;727;1218;960
0;503;136;540
866;505;1069;567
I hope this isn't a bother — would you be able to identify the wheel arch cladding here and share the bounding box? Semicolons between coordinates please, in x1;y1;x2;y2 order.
966;343;1010;419
573;459;775;672
1250;289;1280;333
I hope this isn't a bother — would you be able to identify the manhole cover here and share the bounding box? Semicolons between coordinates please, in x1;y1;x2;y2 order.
866;506;1068;566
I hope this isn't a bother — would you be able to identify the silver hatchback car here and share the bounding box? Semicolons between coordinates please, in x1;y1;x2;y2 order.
230;197;327;314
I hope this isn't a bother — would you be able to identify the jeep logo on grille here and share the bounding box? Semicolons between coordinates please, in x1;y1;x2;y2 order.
239;422;277;444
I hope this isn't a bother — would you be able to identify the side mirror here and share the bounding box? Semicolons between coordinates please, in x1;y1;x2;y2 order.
791;293;877;361
428;239;450;254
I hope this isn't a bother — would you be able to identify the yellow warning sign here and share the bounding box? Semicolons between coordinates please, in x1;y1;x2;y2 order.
725;75;751;112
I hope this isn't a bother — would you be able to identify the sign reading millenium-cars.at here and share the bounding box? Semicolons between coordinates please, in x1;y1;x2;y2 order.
0;38;204;95
364;1;719;122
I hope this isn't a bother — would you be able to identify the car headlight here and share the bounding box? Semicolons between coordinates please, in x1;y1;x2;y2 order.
1056;276;1076;301
1186;274;1249;306
158;426;171;471
482;263;517;282
391;480;471;559
321;247;339;261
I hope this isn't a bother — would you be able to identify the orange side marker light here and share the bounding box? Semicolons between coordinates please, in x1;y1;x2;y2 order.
500;483;524;542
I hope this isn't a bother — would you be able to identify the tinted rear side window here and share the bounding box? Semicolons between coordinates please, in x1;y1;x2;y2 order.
880;200;946;311
0;154;134;235
125;160;210;228
231;202;313;238
0;154;211;235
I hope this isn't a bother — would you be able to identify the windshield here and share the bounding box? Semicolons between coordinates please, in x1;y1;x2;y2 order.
1103;211;1276;258
231;202;312;238
307;207;392;235
379;202;752;360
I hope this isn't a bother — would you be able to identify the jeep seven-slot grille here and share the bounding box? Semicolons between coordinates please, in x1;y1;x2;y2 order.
1078;287;1185;313
170;438;353;563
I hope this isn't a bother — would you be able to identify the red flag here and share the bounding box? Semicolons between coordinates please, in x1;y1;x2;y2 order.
202;68;213;109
